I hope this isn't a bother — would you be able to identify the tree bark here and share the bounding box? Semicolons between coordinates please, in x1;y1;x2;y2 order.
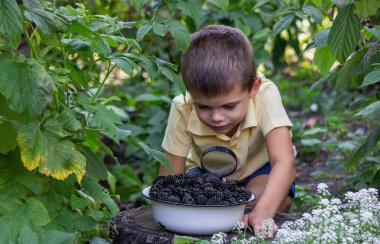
111;206;297;244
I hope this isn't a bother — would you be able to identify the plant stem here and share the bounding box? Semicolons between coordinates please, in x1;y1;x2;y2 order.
57;33;70;107
24;27;38;59
92;62;116;101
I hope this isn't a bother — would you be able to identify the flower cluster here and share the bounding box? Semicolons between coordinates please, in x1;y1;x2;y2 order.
274;184;380;244
208;184;380;244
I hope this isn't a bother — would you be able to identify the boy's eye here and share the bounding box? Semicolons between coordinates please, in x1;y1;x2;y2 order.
197;105;210;110
223;104;236;110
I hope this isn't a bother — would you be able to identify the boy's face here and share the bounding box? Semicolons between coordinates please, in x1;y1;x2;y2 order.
191;80;260;137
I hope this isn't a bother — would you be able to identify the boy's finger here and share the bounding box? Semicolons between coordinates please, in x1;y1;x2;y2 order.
242;214;248;226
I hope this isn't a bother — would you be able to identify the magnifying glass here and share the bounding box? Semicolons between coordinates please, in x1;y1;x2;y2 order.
200;146;237;178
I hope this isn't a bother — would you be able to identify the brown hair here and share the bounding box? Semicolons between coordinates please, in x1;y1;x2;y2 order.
181;25;256;96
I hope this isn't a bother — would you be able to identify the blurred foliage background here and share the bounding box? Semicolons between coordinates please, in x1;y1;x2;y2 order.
0;0;379;242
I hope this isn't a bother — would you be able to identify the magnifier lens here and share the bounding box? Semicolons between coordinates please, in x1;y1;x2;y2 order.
201;146;237;178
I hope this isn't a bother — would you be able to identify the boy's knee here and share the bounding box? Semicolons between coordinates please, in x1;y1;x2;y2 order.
278;196;292;213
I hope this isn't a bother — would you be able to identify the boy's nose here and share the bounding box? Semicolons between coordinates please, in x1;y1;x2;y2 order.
211;110;224;122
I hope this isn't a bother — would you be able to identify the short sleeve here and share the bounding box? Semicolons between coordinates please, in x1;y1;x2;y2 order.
257;81;293;137
161;98;192;157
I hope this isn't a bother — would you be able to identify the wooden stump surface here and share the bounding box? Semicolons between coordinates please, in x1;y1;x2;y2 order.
111;206;297;244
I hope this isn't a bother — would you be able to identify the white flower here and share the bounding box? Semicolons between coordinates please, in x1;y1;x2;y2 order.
320;198;329;206
233;221;245;231
211;232;227;244
310;103;318;112
317;183;330;195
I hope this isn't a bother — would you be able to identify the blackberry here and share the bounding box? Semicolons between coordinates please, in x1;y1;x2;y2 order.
182;193;195;205
167;195;180;203
207;196;222;205
195;195;208;205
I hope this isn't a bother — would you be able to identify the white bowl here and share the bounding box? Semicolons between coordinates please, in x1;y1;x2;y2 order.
142;186;255;235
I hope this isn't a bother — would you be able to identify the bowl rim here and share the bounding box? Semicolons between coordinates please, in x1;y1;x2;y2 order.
142;186;255;207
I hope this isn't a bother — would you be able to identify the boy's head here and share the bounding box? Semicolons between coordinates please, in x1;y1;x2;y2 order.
181;25;256;96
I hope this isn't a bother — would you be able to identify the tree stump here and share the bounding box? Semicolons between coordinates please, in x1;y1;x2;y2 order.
111;206;297;244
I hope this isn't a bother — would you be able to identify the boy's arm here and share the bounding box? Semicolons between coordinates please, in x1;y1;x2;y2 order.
248;126;295;237
158;150;187;176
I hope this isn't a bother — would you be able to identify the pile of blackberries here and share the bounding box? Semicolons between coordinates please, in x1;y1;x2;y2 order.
149;173;252;206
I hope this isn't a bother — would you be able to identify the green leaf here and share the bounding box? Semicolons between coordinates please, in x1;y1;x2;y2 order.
111;56;134;74
167;19;191;50
313;28;330;48
171;0;202;26
41;230;76;244
361;69;380;87
93;105;122;138
0;54;56;118
17;114;86;182
327;4;360;63
302;5;323;24
72;216;97;231
112;164;143;186
67;22;111;57
26;197;51;227
82;176;103;201
23;0;66;36
354;0;380;17
272;14;294;36
335;48;367;90
301;139;322;146
0;0;23;46
252;0;270;10
136;22;152;41
80;146;108;180
152;22;168;37
102;192;119;216
71;193;91;209
131;0;145;12
173;235;210;244
0;218;11;243
16;172;49;195
207;0;229;15
313;46;335;74
18;225;39;244
355;101;380;118
0;120;17;154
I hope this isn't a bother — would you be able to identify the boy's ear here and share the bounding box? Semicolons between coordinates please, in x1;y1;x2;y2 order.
249;77;262;98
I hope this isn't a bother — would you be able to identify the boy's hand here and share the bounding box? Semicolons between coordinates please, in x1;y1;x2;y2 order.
242;208;278;239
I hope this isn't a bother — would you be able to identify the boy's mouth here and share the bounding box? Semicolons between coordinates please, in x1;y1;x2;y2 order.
211;125;229;132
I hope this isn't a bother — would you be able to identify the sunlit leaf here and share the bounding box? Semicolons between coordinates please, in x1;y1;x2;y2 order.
0;0;23;46
0;54;56;118
361;69;380;87
327;4;360;63
102;192;119;216
354;0;380;17
17;114;86;182
272;14;294;36
313;46;335;74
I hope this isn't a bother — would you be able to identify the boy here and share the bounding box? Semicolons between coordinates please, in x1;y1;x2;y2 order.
159;25;295;238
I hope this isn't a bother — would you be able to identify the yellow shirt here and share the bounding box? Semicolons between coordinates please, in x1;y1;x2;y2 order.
162;73;293;181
